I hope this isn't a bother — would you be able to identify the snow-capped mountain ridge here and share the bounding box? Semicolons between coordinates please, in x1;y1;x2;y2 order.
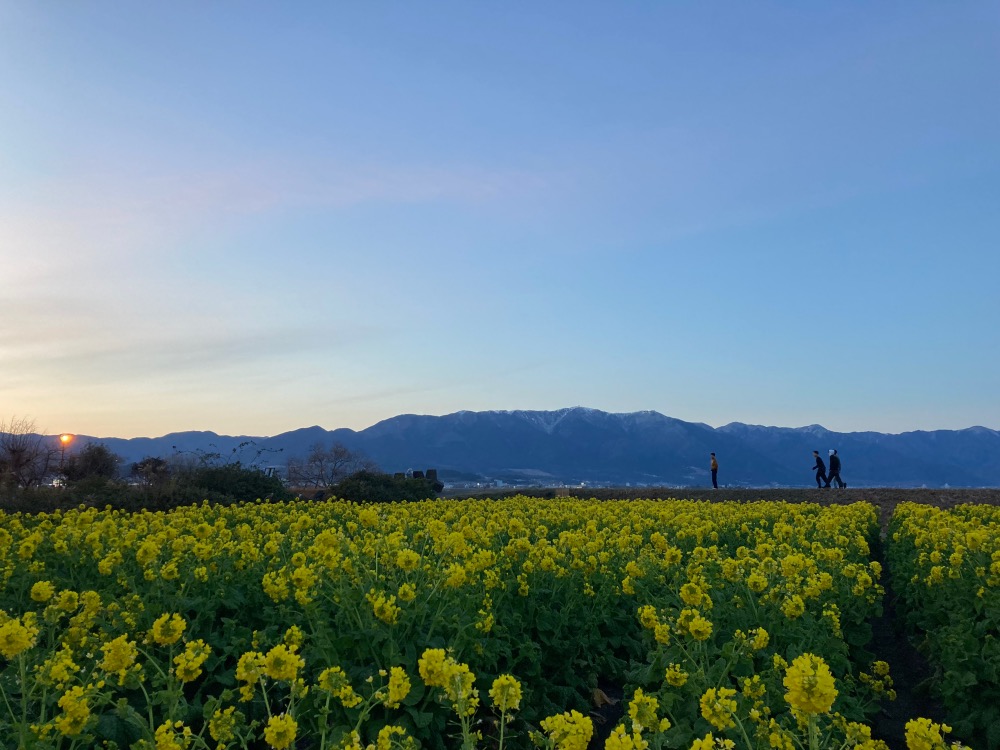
57;408;1000;488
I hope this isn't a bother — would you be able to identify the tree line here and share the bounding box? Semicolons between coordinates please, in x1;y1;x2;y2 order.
0;417;442;512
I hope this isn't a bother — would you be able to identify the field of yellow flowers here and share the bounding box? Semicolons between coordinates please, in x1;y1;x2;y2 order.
887;502;1000;748
0;497;964;750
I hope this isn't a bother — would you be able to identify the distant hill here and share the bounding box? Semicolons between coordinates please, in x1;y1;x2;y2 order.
65;407;1000;488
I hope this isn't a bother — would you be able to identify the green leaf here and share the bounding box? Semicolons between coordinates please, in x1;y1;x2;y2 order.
410;709;436;729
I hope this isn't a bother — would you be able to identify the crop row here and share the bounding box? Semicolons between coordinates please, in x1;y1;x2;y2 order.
887;502;1000;748
0;498;954;750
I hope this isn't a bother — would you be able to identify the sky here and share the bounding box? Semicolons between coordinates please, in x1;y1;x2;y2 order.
2;2;998;439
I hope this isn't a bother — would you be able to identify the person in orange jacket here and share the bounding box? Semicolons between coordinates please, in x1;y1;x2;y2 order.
710;452;719;489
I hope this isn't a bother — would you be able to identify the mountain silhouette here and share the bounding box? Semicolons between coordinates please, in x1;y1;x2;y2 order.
64;407;1000;488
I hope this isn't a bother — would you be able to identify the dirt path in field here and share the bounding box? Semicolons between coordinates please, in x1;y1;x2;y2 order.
866;540;954;749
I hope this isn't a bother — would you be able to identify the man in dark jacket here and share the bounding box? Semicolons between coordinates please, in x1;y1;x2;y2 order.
812;450;827;488
825;449;846;488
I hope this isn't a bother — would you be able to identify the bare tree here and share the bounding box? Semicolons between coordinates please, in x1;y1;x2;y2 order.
286;442;378;488
0;416;59;490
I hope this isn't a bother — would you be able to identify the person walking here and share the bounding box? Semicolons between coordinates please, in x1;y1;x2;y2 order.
826;449;846;488
710;452;719;489
811;450;828;488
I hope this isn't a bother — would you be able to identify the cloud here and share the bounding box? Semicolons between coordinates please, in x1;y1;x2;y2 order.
0;155;552;278
0;310;380;392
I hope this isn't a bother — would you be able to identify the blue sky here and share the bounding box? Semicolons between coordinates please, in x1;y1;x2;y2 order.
2;2;998;439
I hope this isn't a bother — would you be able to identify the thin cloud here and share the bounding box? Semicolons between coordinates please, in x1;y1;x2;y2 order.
1;156;553;265
0;322;381;391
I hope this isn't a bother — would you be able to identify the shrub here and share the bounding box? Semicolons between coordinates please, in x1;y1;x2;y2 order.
333;469;441;503
189;464;290;502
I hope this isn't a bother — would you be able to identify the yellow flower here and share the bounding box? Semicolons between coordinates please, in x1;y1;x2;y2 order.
263;643;304;682
55;590;79;612
30;580;56;602
173;639;210;683
150;613;186;646
37;646;80;688
440;661;478;712
680;582;704;606
844;721;875;745
396;548;421;571
637;605;659;630
366;589;401;625
0;616;38;659
236;651;265;684
209;706;240;745
386;666;412;708
160;561;180;581
783;653;838;715
264;713;297;750
291;565;316;604
262;571;290;602
445;563;468;588
398;582;417;602
904;718;952;750
539;710;594;750
768;722;795;750
751;627;769;651
690;733;716;750
283;625;305;649
741;675;766;701
665;663;689;687
136;539;161;566
54;685;91;736
339;730;365;750
489;674;523;713
628;687;659;732
781;596;806;619
700;687;737;730
606;725;647;750
100;634;138;678
687;614;713;641
376;725;413;750
418;648;450;686
653;623;671;644
154;720;193;750
317;665;362;707
417;648;479;716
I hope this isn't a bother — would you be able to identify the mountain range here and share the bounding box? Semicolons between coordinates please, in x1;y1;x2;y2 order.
63;407;1000;488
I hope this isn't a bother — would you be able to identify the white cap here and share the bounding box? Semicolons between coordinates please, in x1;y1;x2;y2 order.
828;449;834;455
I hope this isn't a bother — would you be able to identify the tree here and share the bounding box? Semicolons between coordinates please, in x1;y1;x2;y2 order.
130;457;171;487
190;464;289;502
169;440;283;472
285;442;378;488
0;416;58;490
333;470;441;503
62;443;122;483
